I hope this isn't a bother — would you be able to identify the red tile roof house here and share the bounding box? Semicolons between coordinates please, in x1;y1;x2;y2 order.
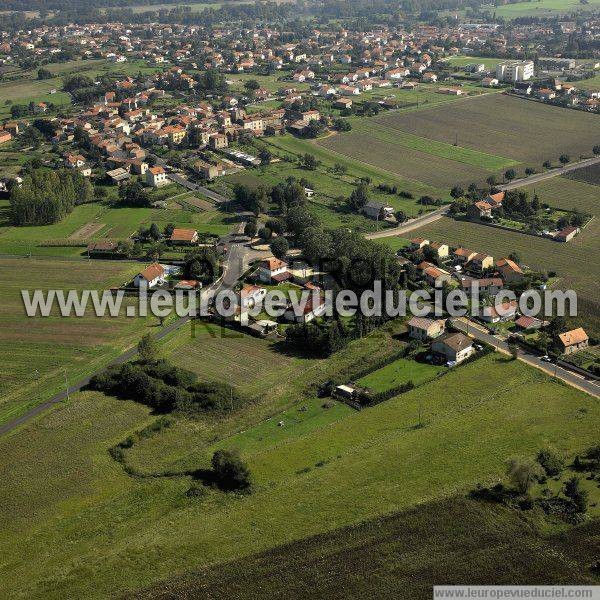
169;228;198;245
133;263;165;288
418;262;453;287
514;315;543;331
558;327;589;355
258;257;290;283
239;284;267;310
460;277;504;297
467;200;493;219
496;258;524;283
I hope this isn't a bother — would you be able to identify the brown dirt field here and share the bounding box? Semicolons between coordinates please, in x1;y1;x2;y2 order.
181;196;215;211
69;222;105;239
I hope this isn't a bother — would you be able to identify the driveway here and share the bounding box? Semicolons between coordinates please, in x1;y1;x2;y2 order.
364;205;450;240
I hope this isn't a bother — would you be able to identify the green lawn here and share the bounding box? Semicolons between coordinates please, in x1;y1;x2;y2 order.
576;72;600;90
372;235;411;252
0;354;597;599
358;357;446;392
443;56;506;69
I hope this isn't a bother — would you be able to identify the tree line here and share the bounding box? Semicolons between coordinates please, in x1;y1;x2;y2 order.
9;167;94;226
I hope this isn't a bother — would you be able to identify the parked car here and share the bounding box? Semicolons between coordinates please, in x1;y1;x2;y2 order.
541;355;552;362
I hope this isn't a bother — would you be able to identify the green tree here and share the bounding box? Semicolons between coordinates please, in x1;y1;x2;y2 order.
559;154;570;165
504;168;516;182
506;458;542;494
347;182;369;211
450;185;464;199
301;153;319;170
536;447;565;477
270;236;289;259
138;333;159;363
243;220;257;237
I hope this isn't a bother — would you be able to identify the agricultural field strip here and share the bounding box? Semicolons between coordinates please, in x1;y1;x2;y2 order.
348;119;519;170
371;94;600;165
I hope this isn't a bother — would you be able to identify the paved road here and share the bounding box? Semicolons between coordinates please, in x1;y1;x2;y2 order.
450;318;600;398
498;155;600;191
166;171;232;205
364;205;450;240
0;221;257;439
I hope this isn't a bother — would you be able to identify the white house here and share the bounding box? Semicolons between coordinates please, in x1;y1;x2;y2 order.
431;332;474;364
146;166;168;187
133;263;165;288
258;257;290;283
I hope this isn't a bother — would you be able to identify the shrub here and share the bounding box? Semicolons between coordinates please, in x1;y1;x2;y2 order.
536;447;565;477
211;450;252;492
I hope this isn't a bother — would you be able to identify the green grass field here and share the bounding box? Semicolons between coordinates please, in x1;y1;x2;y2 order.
483;0;600;18
0;353;597;599
132;496;600;599
0;58;165;119
0;258;153;424
577;72;600;90
443;56;506;69
0;200;232;256
518;175;600;216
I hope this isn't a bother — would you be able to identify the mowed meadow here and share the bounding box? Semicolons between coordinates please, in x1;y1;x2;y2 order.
0;258;152;424
319;94;600;189
0;350;598;599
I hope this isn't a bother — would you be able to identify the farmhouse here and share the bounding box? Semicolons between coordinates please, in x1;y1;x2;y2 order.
333;98;353;109
431;332;473;364
362;201;395;221
514;315;543;331
558;328;589;355
169;228;198;245
284;295;326;323
87;241;118;256
194;159;225;180
467;201;493;219
240;284;267;309
106;167;131;184
134;263;165;288
555;226;580;242
407;316;445;341
409;237;429;250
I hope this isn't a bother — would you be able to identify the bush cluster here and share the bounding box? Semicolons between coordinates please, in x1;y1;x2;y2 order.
89;360;244;415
